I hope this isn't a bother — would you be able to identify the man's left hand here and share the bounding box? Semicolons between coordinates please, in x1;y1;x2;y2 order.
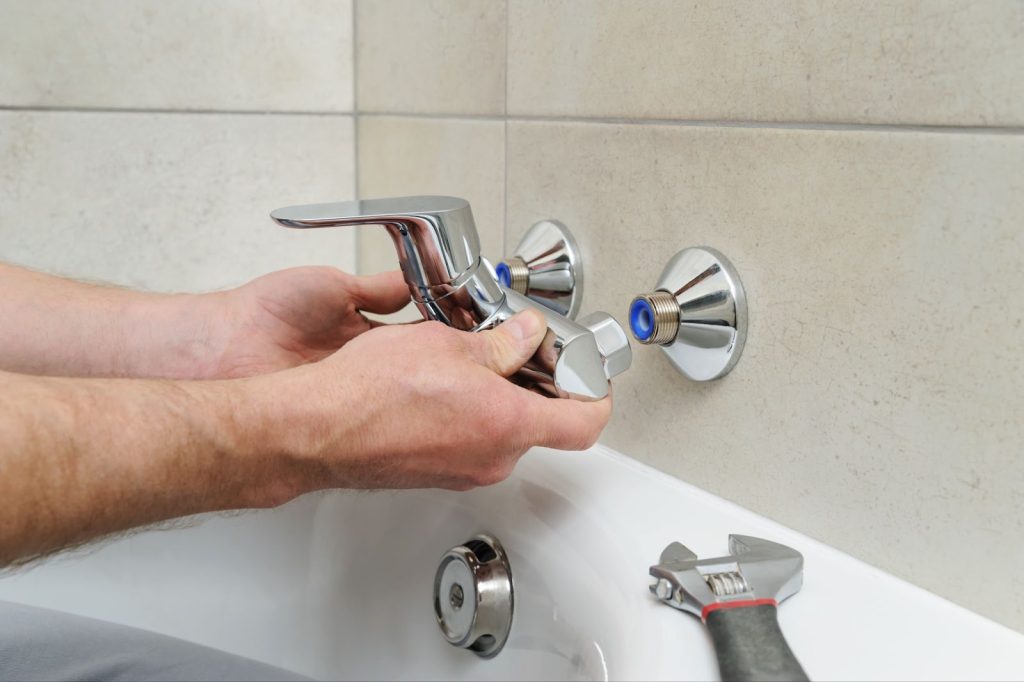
202;267;410;378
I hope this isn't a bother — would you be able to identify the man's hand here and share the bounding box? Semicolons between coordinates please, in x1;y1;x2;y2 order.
252;309;613;493
0;309;612;566
0;263;410;380
202;267;410;378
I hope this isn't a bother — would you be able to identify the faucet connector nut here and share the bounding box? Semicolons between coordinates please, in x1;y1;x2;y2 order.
496;256;530;295
629;291;679;345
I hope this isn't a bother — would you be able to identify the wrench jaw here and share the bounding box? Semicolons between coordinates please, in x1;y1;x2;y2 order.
659;541;698;565
729;535;804;606
649;535;804;617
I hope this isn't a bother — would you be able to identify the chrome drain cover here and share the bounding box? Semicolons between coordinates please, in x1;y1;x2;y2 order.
433;534;513;658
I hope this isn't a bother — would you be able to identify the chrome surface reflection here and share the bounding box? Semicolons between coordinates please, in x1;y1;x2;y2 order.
499;220;583;319
271;196;631;399
629;247;747;381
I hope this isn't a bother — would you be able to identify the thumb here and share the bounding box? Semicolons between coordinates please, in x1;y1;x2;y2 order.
472;309;547;377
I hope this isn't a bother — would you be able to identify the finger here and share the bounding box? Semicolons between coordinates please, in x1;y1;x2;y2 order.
523;391;613;451
367;318;422;329
350;270;410;314
466;310;547;377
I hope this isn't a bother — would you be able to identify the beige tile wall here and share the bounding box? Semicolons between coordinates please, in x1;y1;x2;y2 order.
508;0;1024;125
357;116;505;275
507;121;1024;628
0;0;353;113
354;0;1024;630
0;0;356;290
356;0;506;115
0;111;354;291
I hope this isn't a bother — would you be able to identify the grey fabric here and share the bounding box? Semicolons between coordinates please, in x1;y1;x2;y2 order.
0;601;311;682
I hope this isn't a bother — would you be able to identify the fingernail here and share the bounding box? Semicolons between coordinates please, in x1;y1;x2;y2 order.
505;310;544;341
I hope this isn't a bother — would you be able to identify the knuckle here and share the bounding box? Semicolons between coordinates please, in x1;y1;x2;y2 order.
428;322;469;353
419;320;449;340
550;409;605;452
575;427;601;451
470;462;513;488
410;321;449;351
571;415;605;450
446;480;475;492
466;468;493;488
559;429;590;452
330;266;353;284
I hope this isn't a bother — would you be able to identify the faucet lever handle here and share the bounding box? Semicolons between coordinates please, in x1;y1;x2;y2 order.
270;196;482;285
271;195;468;230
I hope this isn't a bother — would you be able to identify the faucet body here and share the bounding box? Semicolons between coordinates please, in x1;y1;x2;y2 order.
271;196;630;399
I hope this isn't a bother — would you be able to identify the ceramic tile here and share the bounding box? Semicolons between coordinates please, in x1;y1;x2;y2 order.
356;0;506;115
0;0;353;112
0;111;356;292
357;115;505;279
506;120;1024;629
508;0;1024;125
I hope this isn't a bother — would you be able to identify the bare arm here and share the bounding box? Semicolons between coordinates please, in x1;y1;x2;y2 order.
0;370;288;566
0;263;218;378
0;312;611;567
0;263;410;379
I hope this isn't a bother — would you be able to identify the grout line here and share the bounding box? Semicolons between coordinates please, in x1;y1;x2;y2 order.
502;0;510;256
513;116;1024;136
351;0;362;274
0;104;353;117
8;105;1016;136
351;0;361;200
355;110;1024;136
361;111;505;122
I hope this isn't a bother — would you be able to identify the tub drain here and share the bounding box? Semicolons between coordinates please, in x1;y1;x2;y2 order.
433;534;513;658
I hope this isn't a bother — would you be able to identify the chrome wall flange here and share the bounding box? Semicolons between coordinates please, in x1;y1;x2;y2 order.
497;220;583;319
629;247;747;382
433;534;513;659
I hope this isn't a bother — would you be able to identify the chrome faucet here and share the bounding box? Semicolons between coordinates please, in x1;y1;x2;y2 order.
270;196;631;399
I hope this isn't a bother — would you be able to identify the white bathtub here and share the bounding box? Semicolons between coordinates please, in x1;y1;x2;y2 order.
1;445;1022;680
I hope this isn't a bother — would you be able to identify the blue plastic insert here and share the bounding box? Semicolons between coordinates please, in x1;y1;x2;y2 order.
630;298;655;342
495;261;512;288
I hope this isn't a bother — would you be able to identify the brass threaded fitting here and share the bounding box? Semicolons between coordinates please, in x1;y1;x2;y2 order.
502;256;530;294
630;291;679;345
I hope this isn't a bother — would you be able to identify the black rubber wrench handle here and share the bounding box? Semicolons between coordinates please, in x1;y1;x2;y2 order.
704;602;809;682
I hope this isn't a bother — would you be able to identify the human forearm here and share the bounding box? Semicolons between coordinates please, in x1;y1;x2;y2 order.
0;370;304;567
0;263;225;379
0;312;610;567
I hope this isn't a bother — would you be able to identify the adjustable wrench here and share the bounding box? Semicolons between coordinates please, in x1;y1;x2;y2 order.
650;535;809;682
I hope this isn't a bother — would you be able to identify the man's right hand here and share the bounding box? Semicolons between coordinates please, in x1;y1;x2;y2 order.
0;309;611;567
245;309;612;500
